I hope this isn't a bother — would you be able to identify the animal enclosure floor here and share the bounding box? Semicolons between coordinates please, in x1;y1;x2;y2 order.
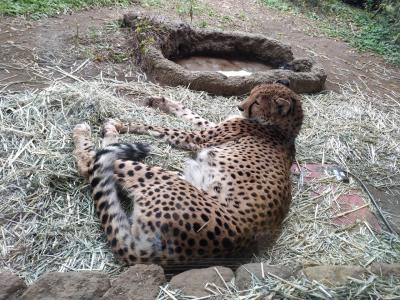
1;0;398;240
0;0;399;296
1;81;399;286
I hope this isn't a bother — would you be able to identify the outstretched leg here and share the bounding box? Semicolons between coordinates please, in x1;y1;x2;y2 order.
101;119;121;147
73;123;96;179
74;122;151;264
103;119;206;151
73;119;122;178
146;96;215;128
104;117;248;152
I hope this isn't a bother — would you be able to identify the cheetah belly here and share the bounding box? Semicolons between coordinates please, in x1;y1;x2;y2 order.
183;148;223;195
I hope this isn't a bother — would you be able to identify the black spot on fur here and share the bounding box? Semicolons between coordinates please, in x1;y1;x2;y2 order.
145;172;154;179
207;231;216;240
98;201;107;211
94;191;103;201
91;177;101;188
199;239;208;247
201;214;209;222
102;214;109;224
193;223;201;232
116;183;133;214
92;163;100;173
161;223;169;233
181;232;188;240
129;255;136;261
222;238;233;249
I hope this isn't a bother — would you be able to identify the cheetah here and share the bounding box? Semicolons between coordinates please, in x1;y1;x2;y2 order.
73;82;303;269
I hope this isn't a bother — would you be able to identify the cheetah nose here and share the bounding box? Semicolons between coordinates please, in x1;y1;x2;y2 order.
237;106;244;111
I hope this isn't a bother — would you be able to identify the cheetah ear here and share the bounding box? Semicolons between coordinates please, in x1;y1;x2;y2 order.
275;97;292;116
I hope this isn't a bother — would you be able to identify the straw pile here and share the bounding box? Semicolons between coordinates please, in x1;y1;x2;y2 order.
1;79;399;298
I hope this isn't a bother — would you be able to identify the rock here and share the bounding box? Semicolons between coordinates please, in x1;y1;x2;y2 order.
370;263;400;277
235;263;300;290
21;272;110;300
0;272;27;300
101;264;165;300
169;266;234;297
303;265;366;286
122;12;326;96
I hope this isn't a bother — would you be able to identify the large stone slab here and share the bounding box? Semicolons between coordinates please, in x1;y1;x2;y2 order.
101;264;166;300
21;272;110;300
0;272;27;300
303;265;366;286
235;263;300;290
169;266;234;297
370;263;400;277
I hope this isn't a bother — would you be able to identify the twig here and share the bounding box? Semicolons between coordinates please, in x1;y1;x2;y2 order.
214;267;231;294
0;127;35;137
261;262;265;279
196;221;209;232
159;286;178;300
0;80;42;92
72;58;90;74
47;66;84;82
346;170;397;235
333;203;369;218
267;272;308;292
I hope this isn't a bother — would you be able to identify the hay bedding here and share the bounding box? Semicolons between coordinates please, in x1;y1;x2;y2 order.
1;80;399;298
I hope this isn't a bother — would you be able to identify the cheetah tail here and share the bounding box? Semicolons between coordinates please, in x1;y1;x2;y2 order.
89;143;150;261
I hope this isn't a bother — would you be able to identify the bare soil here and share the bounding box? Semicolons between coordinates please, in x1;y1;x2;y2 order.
0;1;399;230
0;1;399;97
0;7;137;92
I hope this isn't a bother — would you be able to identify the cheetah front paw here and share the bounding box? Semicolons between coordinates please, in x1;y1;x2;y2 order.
102;118;127;136
145;96;168;110
145;96;181;113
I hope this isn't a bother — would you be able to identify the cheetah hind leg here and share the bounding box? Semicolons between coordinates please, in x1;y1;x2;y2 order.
73;119;124;179
73;123;96;179
102;118;125;147
73;119;145;177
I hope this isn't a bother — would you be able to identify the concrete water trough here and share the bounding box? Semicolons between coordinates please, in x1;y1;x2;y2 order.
123;13;327;95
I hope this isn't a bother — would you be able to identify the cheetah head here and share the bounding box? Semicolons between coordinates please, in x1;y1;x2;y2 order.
237;82;304;137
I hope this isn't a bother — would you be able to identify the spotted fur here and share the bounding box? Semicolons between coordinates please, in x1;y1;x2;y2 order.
72;83;303;268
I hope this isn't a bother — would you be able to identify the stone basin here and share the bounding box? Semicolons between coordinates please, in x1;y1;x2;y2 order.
123;13;327;95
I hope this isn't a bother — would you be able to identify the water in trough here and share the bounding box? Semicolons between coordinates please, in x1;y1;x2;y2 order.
174;56;273;77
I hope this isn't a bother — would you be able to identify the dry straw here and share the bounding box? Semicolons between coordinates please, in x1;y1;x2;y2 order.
1;79;399;298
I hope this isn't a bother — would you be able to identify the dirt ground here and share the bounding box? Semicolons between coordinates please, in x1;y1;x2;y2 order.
0;0;399;231
1;1;400;97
